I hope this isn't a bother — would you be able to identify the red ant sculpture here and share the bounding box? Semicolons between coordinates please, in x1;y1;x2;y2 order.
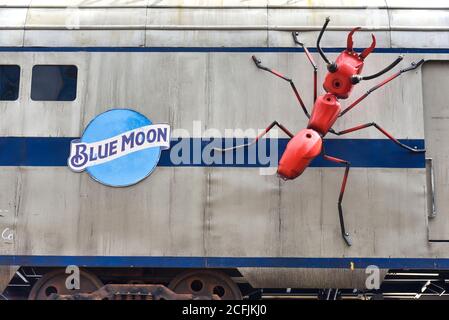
216;17;425;246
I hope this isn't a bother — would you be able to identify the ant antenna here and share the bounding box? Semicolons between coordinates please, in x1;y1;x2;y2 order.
351;55;404;84
317;17;337;73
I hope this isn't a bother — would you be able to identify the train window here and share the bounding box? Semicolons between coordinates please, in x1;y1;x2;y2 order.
0;65;20;101
31;65;77;101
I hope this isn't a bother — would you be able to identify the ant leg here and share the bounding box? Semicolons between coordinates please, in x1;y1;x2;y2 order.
323;154;352;246
213;121;294;152
332;122;425;153
316;17;333;68
251;55;311;119
292;32;318;102
339;59;425;117
351;55;404;84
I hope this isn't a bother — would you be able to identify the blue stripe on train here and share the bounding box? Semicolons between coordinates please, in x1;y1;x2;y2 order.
0;137;425;168
0;47;449;54
0;255;448;269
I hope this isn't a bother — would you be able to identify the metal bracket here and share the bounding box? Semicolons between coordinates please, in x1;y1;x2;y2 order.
426;158;436;218
425;158;449;242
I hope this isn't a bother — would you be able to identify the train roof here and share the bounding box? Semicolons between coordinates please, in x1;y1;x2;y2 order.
0;0;448;47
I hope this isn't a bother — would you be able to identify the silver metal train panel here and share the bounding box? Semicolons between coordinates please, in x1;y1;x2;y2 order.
0;51;431;138
0;1;449;290
0;1;448;47
423;61;449;242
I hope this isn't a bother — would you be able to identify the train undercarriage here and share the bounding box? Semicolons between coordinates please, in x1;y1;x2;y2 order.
1;267;449;300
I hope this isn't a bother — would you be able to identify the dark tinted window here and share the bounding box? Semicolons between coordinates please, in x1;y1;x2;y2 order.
31;65;77;101
0;65;20;101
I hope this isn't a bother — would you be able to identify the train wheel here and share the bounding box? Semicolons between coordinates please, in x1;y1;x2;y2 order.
28;269;103;300
168;270;242;300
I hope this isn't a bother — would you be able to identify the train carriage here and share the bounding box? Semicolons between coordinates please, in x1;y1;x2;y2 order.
0;0;449;299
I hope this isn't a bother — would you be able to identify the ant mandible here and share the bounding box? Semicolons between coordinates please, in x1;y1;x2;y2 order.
215;17;425;246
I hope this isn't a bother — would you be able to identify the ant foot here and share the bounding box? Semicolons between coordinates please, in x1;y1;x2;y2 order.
343;233;352;247
252;55;261;66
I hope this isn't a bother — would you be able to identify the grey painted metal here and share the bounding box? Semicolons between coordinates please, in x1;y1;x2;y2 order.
0;2;448;289
0;166;433;257
0;50;446;289
239;268;388;289
1;0;447;9
0;52;428;139
423;61;449;241
0;2;29;46
0;1;448;47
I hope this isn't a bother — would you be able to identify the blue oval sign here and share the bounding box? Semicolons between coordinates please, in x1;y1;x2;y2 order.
68;109;170;187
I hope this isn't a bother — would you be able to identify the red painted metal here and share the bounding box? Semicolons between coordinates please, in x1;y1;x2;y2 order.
307;93;341;136
323;27;375;99
323;53;363;98
278;129;322;180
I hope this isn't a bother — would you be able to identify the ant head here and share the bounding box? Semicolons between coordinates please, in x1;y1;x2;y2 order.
323;27;376;99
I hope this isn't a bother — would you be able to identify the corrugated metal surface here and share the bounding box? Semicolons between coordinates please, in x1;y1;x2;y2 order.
0;0;448;47
0;1;30;46
239;267;388;289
